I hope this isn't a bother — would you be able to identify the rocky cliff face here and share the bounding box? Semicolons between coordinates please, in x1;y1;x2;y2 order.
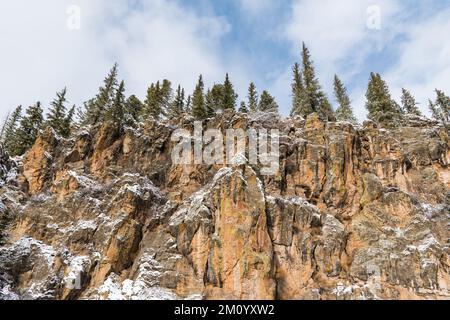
0;112;449;300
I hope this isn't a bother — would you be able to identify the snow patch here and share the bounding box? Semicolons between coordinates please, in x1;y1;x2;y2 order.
98;273;179;300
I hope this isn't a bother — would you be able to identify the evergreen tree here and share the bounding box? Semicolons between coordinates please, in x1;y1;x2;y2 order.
317;93;335;121
334;75;357;123
62;106;75;137
144;82;161;120
301;43;322;114
83;64;118;125
106;80;126;127
1;106;22;154
291;62;308;117
159;79;173;117
0;112;10;145
238;101;248;113
222;73;237;110
47;87;68;136
13;102;44;156
168;85;185;119
400;89;422;115
205;84;224;116
191;75;206;120
247;82;258;112
143;80;172;120
429;89;449;128
185;95;192;113
259;90;279;113
365;72;401;127
204;89;215;118
125;95;143;126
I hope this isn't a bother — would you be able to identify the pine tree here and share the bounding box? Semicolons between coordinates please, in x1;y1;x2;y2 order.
125;95;143;126
1;106;22;154
429;89;449;128
62;106;75;137
191;75;206;120
106;80;126;127
205;84;224;116
317;93;335;121
334;75;357;123
222;73;237;110
144;82;161;120
301;43;322;114
13;102;44;156
47;87;68;136
401;89;421;116
204;89;215;118
238;101;248;113
365;73;401;127
291;62;308;117
159;79;173;117
168;85;185;119
247;82;258;112
83;64;118;125
259;90;279;113
0;112;10;145
143;80;172;120
185;95;192;113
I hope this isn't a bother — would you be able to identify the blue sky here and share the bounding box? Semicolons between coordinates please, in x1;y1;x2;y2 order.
1;0;449;121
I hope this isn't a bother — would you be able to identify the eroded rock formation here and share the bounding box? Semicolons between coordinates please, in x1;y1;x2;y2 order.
0;112;448;300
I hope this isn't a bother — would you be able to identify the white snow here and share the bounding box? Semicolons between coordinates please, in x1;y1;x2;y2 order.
13;237;56;266
97;273;179;300
67;170;99;190
420;202;445;219
63;256;91;290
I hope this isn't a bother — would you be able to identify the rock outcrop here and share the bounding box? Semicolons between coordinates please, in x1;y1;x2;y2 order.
0;113;449;300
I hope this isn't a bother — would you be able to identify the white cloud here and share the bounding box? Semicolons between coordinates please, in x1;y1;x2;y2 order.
278;0;450;120
1;0;448;124
0;0;249;121
385;8;450;115
236;0;274;15
278;0;403;118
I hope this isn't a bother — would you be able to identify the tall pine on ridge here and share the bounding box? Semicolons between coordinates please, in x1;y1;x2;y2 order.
401;89;421;116
125;95;143;126
0;106;22;154
192;75;206;120
291;62;306;117
205;84;224;116
247;82;258;113
47;87;71;136
429;89;449;129
259;90;279;113
83;64;118;125
222;73;237;110
365;72;401;128
13;102;44;156
334;75;357;123
168;85;185;119
301;43;322;115
106;80;126;128
144;82;161;120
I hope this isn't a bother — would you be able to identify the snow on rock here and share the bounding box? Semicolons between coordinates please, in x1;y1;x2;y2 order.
66;170;99;190
63;255;91;289
97;273;178;300
0;237;58;299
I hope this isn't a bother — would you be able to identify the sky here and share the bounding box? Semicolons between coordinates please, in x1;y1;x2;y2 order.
1;0;449;122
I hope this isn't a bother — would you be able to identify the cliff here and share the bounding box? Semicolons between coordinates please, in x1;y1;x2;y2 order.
0;112;449;300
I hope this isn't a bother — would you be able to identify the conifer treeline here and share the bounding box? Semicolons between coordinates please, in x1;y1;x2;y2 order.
0;43;449;157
